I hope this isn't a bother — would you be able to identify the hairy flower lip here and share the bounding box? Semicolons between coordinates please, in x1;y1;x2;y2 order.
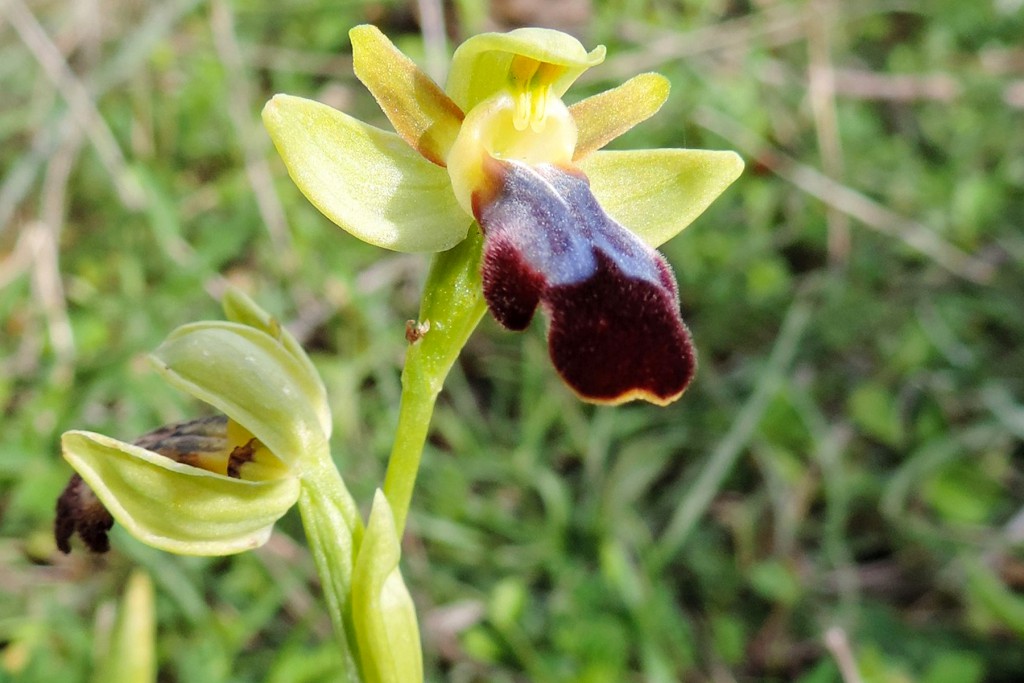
475;159;696;404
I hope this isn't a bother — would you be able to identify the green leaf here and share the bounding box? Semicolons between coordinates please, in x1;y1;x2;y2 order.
93;571;156;683
922;651;984;683
965;560;1024;639
747;559;801;606
709;614;746;666
351;490;423;683
848;383;903;447
923;460;1002;525
487;577;526;631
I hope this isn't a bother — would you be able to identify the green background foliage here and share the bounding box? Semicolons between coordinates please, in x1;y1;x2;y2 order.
2;0;1023;680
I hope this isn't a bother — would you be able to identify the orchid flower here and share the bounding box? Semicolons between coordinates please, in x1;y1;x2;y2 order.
263;25;742;406
56;290;421;681
55;289;330;555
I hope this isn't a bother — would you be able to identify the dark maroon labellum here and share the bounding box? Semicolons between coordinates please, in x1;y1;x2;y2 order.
474;159;696;404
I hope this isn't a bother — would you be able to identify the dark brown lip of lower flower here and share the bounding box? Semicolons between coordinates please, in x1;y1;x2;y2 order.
55;473;114;554
474;158;696;404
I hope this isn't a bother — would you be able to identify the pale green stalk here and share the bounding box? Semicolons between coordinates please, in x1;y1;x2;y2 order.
295;229;484;681
383;227;486;537
297;451;365;680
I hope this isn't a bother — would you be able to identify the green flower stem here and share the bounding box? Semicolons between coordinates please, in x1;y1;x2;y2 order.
298;451;365;680
383;226;487;537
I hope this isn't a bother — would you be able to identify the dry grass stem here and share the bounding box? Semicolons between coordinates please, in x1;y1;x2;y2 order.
0;0;204;237
824;626;864;683
599;5;810;82
806;0;850;265
3;0;145;212
242;44;353;77
0;227;34;292
416;0;449;85
31;131;83;379
832;68;962;102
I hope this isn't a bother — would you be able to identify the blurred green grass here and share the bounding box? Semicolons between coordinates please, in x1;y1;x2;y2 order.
2;0;1023;681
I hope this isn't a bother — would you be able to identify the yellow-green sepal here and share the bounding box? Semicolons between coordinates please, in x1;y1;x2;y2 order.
151;321;327;469
351;490;423;683
579;148;744;247
446;28;605;111
62;431;300;556
220;288;332;440
262;94;471;252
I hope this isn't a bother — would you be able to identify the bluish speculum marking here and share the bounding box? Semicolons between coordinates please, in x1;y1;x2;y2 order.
475;159;696;404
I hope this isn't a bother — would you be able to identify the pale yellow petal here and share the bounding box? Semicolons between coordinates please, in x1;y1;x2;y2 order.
151;321;327;468
350;25;464;166
570;73;670;161
220;289;332;440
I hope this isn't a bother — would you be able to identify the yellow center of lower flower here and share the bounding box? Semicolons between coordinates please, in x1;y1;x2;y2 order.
223;419;291;480
446;69;578;216
131;416;289;480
